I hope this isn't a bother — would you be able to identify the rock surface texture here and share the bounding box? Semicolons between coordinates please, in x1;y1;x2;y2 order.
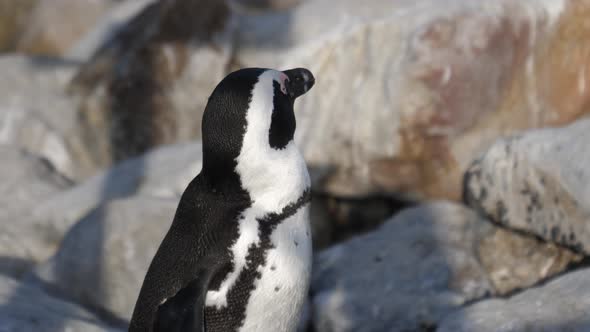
0;147;72;276
465;118;590;255
438;268;590;332
236;0;590;199
32;197;178;321
0;142;201;277
0;275;122;332
69;0;232;176
310;201;579;332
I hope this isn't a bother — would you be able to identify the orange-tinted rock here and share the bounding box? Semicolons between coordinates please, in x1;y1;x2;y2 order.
0;0;37;52
15;0;115;56
236;0;589;200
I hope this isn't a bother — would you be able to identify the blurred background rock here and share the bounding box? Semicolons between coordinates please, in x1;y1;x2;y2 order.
1;0;590;331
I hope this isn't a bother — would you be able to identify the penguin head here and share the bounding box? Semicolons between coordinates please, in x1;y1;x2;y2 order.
201;67;315;189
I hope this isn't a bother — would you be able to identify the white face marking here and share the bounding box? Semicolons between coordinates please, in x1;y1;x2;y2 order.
301;71;309;93
235;69;311;213
205;69;312;312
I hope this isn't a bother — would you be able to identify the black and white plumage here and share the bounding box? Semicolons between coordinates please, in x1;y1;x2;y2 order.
128;67;316;332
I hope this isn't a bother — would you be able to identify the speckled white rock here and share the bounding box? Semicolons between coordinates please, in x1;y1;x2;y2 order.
464;118;590;254
31;196;177;321
438;267;590;332
0;275;122;332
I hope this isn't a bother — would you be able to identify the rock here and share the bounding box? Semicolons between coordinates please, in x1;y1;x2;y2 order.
438;268;590;332
0;55;80;179
0;146;71;218
69;0;232;176
235;0;590;200
1;142;201;276
15;0;116;56
464;118;590;255
67;0;157;61
477;227;581;295
0;147;72;277
0;275;122;332
0;0;37;52
231;0;302;11
311;201;579;332
32;196;178;321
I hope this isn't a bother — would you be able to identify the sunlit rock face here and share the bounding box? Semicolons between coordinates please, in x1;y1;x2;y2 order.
236;0;590;200
62;0;590;193
465;118;590;255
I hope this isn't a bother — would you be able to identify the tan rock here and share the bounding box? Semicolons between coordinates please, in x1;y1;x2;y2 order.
15;0;115;56
236;0;590;200
0;0;37;52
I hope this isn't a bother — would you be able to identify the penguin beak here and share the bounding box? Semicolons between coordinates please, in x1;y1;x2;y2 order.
283;68;315;99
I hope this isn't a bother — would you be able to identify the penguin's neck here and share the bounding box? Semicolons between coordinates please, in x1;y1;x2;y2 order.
236;142;310;214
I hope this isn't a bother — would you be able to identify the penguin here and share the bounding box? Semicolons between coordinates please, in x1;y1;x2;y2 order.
129;67;316;332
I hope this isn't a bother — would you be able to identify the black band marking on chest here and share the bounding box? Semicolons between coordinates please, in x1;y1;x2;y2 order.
204;189;311;332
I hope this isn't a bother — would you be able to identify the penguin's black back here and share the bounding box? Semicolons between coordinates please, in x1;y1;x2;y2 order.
128;173;251;331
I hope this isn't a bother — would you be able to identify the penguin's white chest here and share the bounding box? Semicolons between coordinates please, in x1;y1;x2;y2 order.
239;204;312;332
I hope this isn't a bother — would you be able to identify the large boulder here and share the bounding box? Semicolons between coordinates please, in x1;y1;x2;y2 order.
14;0;116;56
3;142;201;274
464;118;590;255
236;0;590;200
311;201;579;332
32;196;178;321
0;275;122;332
69;0;232;176
0;55;79;179
0;0;37;52
0;147;72;277
438;267;590;332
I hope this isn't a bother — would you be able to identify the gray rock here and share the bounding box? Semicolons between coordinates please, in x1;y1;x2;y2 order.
2;142;201;275
438;268;590;332
0;146;71;217
0;275;122;332
464;118;590;255
311;201;580;332
311;202;494;332
0;55;79;179
67;0;157;61
32;196;177;321
0;147;72;276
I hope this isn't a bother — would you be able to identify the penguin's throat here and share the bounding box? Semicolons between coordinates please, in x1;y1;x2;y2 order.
236;144;310;214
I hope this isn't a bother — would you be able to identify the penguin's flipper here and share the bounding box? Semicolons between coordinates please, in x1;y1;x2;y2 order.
153;272;211;332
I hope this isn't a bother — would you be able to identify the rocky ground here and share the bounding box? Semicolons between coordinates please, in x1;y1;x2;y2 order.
1;0;590;331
